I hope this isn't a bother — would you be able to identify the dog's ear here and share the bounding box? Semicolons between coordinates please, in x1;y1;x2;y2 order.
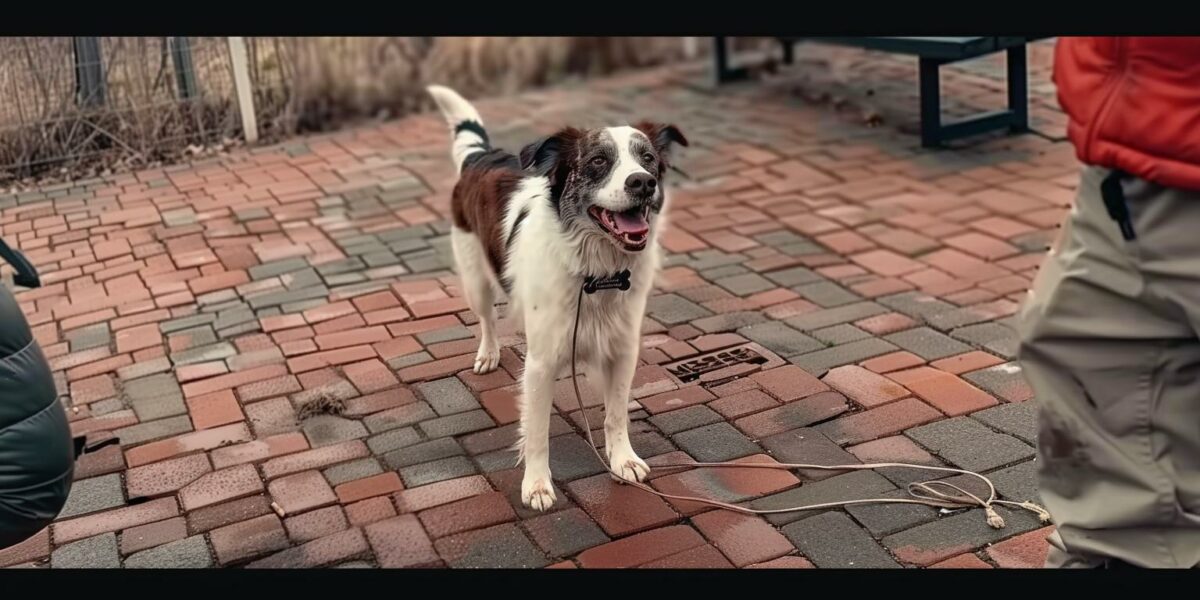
520;128;581;182
635;122;689;157
518;137;550;172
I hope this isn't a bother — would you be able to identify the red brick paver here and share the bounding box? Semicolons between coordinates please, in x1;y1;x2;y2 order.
3;39;1063;569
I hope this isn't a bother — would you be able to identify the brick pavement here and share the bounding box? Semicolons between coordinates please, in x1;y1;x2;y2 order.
0;40;1067;569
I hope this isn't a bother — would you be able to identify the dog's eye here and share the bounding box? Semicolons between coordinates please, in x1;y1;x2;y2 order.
642;153;655;162
590;156;607;167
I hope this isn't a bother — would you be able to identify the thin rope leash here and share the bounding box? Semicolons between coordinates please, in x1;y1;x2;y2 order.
568;281;1051;528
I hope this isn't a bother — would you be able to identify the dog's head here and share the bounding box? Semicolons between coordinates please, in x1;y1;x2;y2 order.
520;122;688;253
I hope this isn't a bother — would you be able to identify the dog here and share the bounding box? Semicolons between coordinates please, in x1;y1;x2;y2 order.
426;85;687;511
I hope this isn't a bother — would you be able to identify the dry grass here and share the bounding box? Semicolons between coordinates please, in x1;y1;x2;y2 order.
296;390;346;421
0;36;713;185
246;37;697;134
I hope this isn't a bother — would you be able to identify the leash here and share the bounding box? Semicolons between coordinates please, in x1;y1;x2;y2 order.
568;276;1052;528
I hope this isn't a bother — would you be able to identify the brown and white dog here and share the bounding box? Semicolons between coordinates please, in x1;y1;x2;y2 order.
427;86;687;511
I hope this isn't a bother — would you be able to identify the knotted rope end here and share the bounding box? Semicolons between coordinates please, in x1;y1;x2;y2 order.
1021;501;1053;523
984;506;1006;529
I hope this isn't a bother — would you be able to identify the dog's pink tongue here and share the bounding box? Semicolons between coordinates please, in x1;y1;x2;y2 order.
612;210;649;235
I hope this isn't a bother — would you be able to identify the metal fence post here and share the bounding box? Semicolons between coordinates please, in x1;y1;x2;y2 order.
227;36;259;143
72;36;107;108
169;37;199;100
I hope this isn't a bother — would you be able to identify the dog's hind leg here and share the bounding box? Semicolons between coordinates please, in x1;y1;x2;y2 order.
451;227;501;374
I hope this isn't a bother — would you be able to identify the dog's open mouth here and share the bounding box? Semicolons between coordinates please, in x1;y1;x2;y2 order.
588;206;651;251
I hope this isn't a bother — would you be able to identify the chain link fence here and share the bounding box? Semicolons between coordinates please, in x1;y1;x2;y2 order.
0;37;242;183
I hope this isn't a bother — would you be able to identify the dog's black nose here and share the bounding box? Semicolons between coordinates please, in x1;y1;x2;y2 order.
625;172;657;198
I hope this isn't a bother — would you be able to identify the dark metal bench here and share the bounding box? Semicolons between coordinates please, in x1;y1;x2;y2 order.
714;36;1043;148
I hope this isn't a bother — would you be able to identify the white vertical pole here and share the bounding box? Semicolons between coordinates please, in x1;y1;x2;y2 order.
682;37;699;60
227;36;259;144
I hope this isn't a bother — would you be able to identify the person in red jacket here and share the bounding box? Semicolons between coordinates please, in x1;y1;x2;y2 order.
1018;36;1200;569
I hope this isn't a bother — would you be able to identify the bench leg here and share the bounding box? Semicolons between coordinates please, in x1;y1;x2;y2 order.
1006;45;1030;133
713;36;750;84
918;57;943;148
920;50;1031;147
780;38;794;65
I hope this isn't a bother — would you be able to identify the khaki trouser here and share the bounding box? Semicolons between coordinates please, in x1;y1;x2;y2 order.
1018;166;1200;569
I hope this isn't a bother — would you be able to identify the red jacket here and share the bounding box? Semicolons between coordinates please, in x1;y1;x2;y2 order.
1054;37;1200;191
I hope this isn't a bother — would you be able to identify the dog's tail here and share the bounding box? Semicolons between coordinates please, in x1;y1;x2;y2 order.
426;85;489;174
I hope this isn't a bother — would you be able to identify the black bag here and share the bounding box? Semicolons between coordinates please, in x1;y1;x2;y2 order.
0;238;74;550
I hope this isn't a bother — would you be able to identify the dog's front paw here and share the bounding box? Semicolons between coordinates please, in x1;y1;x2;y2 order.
608;447;650;484
474;344;500;374
521;474;558;512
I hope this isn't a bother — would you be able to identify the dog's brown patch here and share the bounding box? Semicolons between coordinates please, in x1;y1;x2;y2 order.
451;149;523;277
451;128;583;277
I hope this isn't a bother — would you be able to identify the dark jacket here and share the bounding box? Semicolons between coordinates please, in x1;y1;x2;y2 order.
0;243;74;550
